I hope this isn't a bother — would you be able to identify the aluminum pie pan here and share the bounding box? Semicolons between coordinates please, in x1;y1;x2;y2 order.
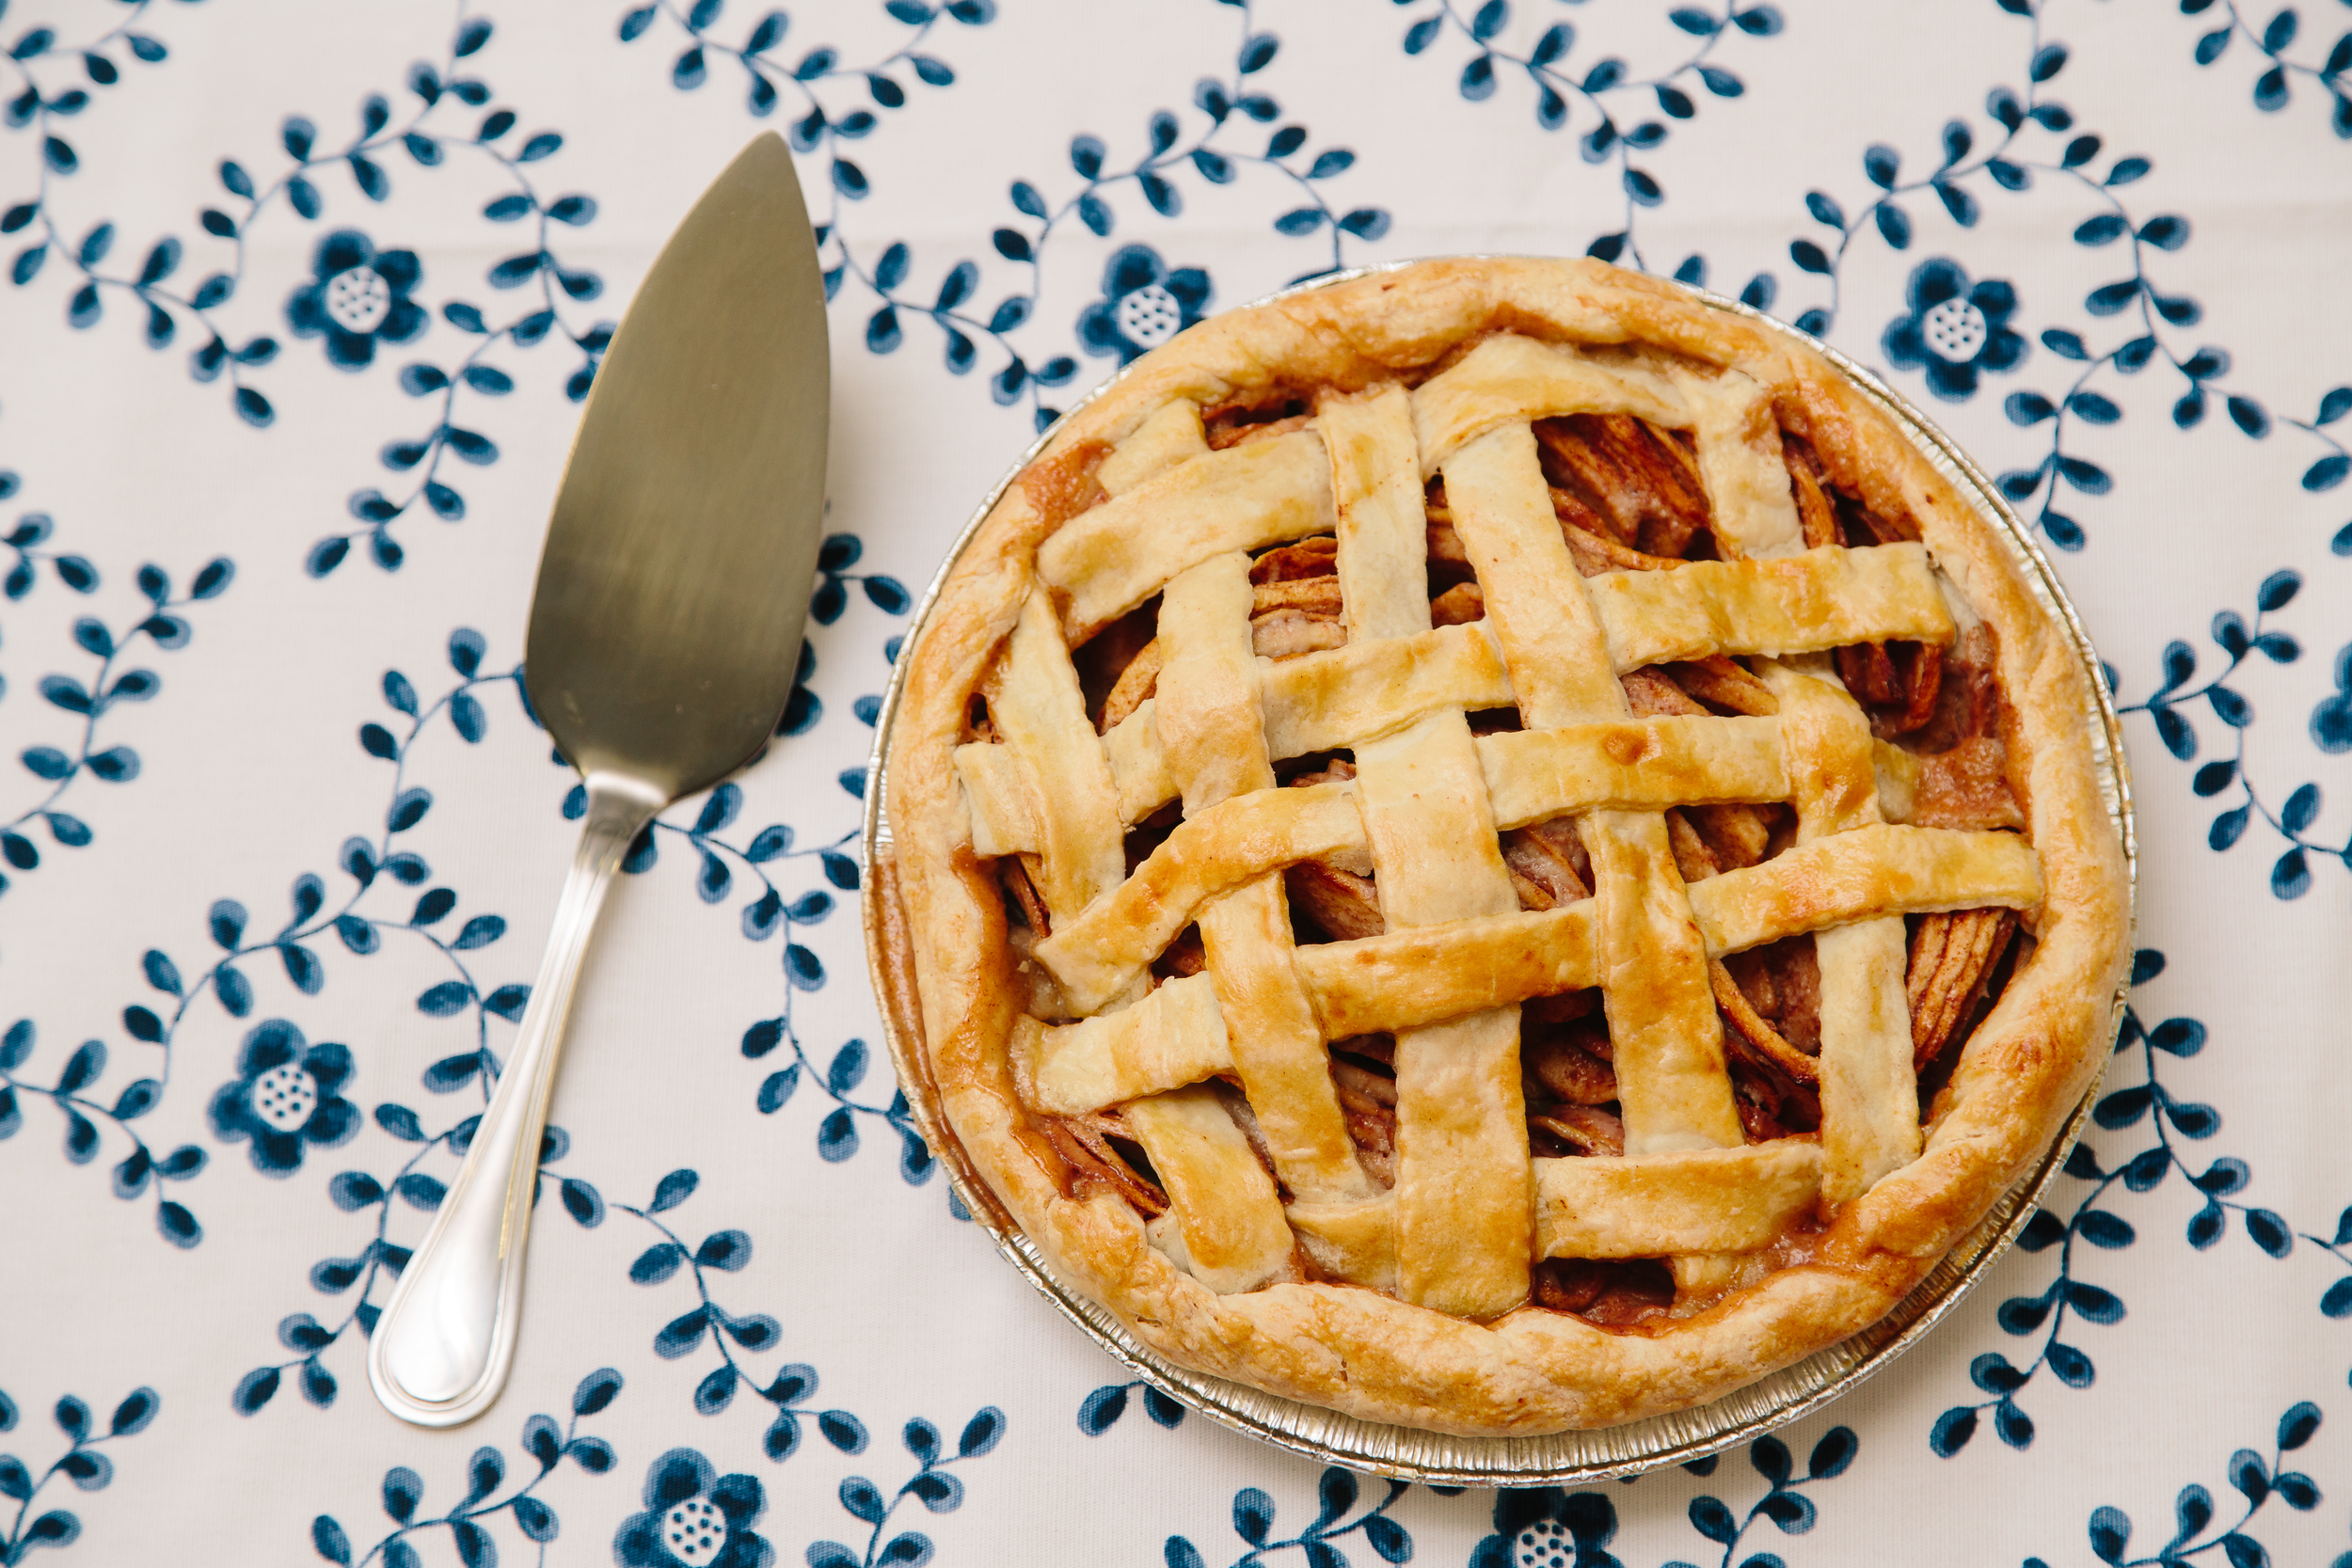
858;261;2137;1485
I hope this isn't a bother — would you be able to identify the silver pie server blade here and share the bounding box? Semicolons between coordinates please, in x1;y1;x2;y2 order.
369;131;831;1427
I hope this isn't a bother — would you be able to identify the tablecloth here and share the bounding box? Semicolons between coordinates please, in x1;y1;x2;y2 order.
3;0;2348;1562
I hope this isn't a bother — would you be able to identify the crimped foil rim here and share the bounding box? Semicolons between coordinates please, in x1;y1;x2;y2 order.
858;260;2137;1484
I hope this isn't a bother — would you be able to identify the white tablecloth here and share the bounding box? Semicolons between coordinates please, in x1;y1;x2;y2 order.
4;2;2349;1563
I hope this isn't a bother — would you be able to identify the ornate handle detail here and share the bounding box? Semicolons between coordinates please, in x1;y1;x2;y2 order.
368;772;665;1427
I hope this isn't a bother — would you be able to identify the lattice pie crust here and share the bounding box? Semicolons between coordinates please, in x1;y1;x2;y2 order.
876;259;2129;1433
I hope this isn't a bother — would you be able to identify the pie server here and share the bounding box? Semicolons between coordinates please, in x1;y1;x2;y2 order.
369;132;830;1427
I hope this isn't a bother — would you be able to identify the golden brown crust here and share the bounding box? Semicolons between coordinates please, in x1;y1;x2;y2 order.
882;258;2129;1434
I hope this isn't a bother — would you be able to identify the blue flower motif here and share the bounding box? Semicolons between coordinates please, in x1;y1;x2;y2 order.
1882;257;2026;403
285;230;426;371
1468;1488;1623;1568
1076;245;1212;364
614;1449;773;1568
205;1019;358;1176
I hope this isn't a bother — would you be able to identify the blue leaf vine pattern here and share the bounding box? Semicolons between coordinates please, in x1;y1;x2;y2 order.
812;533;913;631
1995;336;2347;557
617;1167;873;1462
884;0;1388;433
626;0;1394;434
1929;949;2195;1455
0;1018;208;1247
604;1411;1003;1568
1;1;249;400
526;531;922;1168
801;1407;1005;1568
1769;0;2345;553
616;0;990;139
561;680;927;1167
6;3;612;576
1168;1467;1414;1568
180;594;926;1426
308;1367;624;1568
1;449;236;898
244;9;613;578
2115;570;2346;899
21;564;903;1264
2022;1402;2325;1568
1390;0;1784;274
3;544;234;890
233;1145;880;1467
1150;1428;1860;1568
11;627;534;1259
2169;0;2352;135
1660;1428;1859;1568
1927;949;2352;1459
1780;0;2092;338
0;1385;160;1564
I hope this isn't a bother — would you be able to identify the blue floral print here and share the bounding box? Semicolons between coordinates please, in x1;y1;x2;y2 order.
1881;256;2026;402
614;1449;774;1568
1076;244;1214;364
1777;3;2347;552
206;1019;359;1176
284;230;426;371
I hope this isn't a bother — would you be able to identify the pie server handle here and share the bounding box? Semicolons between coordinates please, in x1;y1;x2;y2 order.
366;775;663;1427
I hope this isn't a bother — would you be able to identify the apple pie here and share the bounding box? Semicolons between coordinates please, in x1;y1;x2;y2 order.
874;258;2129;1433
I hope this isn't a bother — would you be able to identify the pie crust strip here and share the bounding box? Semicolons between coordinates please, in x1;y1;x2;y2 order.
1412;334;1690;472
1589;546;1954;672
1097;399;1210;496
1034;784;1361;1017
957;543;1951;834
1668;368;1805;562
1022;824;2040;1117
1105;556;1319;1292
1021;974;1230;1116
1439;421;1743;1160
964;715;1918;860
989;594;1129;920
1761;661;1920;1204
1534;1141;1821;1258
1037;430;1337;638
1328;387;1531;1318
1124;1085;1295;1294
1154;549;1371;1210
1034;718;1790;1013
1691;824;2042;957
